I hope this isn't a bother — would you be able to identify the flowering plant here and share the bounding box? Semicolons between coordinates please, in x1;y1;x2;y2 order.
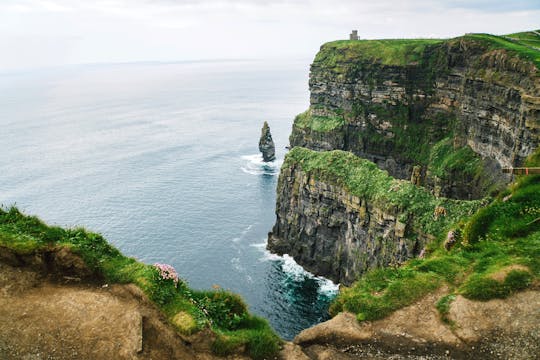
154;263;179;287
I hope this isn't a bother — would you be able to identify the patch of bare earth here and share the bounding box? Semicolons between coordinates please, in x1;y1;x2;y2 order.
292;288;540;359
0;262;246;360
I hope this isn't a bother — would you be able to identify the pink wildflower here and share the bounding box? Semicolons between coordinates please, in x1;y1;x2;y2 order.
154;263;179;287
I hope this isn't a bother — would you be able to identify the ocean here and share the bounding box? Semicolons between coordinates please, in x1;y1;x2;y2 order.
0;59;338;340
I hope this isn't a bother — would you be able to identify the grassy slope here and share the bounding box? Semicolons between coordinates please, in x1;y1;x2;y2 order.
293;109;345;133
328;149;540;321
0;209;280;359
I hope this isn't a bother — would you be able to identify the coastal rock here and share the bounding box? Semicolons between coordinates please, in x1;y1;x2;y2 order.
0;247;247;360
259;121;276;162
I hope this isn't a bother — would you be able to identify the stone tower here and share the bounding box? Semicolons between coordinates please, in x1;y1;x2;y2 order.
349;30;359;40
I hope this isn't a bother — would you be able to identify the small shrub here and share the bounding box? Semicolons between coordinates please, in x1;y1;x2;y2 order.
504;270;532;292
460;275;509;300
194;290;248;330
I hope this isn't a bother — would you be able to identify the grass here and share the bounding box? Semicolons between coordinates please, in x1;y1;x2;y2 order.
327;148;540;321
0;208;281;359
428;138;481;179
314;39;444;67
285;147;483;237
293;109;345;132
313;31;539;70
506;30;540;49
463;32;540;69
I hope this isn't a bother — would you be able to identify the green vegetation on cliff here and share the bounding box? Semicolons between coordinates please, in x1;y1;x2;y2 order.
284;147;483;237
329;149;540;321
0;209;280;359
464;32;540;69
314;39;443;67
314;31;539;69
293;109;345;132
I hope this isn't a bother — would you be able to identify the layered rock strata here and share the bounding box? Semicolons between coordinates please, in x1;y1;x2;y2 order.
290;37;540;199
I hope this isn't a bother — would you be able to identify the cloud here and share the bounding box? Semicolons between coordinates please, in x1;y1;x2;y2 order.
0;0;539;70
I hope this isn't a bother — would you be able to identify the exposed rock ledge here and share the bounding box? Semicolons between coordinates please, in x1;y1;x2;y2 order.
292;289;540;359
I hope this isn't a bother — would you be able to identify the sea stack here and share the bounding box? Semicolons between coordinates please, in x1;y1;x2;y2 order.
259;121;276;162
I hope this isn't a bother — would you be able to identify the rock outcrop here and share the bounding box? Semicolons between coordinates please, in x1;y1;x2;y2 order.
259;121;276;162
268;161;426;285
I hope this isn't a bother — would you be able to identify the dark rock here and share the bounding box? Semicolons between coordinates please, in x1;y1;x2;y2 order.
259;121;276;162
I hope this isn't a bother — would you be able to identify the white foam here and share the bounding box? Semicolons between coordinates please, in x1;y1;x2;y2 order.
251;239;339;295
317;278;340;296
240;154;282;176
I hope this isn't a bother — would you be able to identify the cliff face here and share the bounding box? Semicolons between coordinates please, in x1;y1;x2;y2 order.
270;34;539;285
269;163;427;284
290;36;539;199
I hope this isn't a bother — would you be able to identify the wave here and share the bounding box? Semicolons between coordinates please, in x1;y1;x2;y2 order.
240;154;282;176
251;240;339;297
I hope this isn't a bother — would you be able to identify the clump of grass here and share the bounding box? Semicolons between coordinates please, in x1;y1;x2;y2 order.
212;316;281;359
428;138;482;178
460;270;533;301
436;294;456;324
293;109;345;133
0;207;281;358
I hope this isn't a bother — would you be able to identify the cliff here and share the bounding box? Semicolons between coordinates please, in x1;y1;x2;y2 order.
267;30;540;358
268;147;482;285
269;31;540;285
290;34;539;199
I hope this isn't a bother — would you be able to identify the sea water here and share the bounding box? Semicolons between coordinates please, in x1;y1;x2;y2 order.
0;60;338;339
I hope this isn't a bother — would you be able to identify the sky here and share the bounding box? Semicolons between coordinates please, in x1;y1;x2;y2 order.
1;0;539;70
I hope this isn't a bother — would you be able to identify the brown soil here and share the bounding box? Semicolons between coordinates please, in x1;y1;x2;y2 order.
0;261;245;360
293;289;540;359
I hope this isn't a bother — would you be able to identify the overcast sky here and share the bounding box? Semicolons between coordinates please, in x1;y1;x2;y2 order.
1;0;539;70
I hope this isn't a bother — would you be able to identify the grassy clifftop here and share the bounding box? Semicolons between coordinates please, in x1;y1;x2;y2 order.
314;38;443;67
315;30;540;69
0;208;280;359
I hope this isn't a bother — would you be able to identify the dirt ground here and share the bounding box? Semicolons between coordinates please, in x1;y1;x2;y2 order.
0;262;236;360
294;288;540;359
